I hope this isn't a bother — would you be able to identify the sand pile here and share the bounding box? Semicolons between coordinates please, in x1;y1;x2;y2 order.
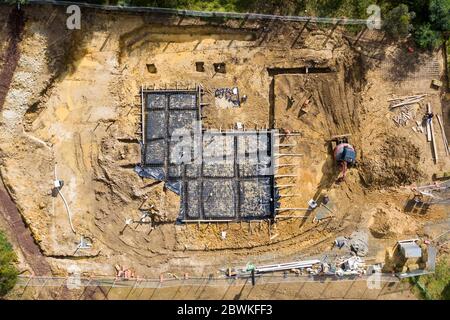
370;207;419;239
360;135;423;188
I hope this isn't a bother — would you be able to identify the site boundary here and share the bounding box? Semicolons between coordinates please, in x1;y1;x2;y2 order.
25;0;369;25
16;274;400;289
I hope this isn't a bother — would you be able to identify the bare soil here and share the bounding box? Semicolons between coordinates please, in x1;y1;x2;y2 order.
0;4;448;300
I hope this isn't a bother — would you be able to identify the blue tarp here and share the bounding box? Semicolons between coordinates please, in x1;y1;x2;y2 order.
134;165;182;195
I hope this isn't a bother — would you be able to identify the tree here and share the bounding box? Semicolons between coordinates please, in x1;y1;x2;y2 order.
415;23;443;49
429;0;450;32
0;231;18;297
383;4;415;39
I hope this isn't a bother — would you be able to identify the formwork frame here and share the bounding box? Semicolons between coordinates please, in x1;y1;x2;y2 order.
139;85;278;222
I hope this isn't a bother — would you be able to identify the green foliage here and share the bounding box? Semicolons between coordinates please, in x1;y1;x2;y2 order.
429;0;450;31
0;231;18;297
414;256;450;300
383;4;414;39
116;0;239;12
1;0;446;50
415;23;443;49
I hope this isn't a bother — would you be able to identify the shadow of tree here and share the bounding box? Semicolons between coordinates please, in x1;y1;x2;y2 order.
386;46;429;83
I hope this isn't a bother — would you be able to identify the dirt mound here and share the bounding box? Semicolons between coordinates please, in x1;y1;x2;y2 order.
369;207;419;239
360;135;423;188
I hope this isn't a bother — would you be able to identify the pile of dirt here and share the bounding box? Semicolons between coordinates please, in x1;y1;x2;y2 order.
369;207;419;239
360;135;423;188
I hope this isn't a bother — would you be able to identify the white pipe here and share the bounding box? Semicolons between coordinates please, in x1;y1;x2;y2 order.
54;163;76;234
57;188;76;234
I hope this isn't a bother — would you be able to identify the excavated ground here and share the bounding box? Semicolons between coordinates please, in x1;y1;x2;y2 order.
0;4;448;291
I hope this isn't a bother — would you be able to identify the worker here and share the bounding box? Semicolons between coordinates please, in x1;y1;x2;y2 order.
334;142;356;181
426;111;434;124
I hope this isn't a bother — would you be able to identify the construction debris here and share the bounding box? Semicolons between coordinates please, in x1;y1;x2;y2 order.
307;199;318;209
431;79;442;89
392;105;416;127
76;236;92;250
388;94;426;109
215;87;240;107
225;254;369;278
227;259;322;276
334;231;369;257
334;256;366;276
115;265;136;280
411;180;450;205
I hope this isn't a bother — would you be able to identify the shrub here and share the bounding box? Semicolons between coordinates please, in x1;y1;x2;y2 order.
0;231;18;297
429;0;450;32
383;4;415;39
415;23;443;49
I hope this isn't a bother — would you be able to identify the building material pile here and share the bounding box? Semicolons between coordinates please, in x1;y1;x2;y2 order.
411;180;450;204
392;105;416;127
388;94;426;109
225;255;369;278
333;256;366;276
215;87;240;107
115;265;136;280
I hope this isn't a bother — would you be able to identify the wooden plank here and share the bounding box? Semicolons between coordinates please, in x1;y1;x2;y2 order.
427;103;432;142
390;97;424;109
428;103;438;164
387;94;427;102
436;115;449;156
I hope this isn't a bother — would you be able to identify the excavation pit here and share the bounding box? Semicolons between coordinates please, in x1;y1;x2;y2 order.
146;63;157;73
195;62;205;72
213;63;226;74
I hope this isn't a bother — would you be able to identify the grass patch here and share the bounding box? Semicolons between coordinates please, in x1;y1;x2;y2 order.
410;254;450;300
0;230;18;297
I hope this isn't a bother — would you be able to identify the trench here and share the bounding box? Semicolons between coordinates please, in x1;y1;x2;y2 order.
267;67;334;129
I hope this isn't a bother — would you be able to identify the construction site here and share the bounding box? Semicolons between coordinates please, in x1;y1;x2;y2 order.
0;1;449;300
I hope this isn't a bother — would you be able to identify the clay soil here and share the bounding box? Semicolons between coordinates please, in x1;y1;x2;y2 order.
0;4;449;299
